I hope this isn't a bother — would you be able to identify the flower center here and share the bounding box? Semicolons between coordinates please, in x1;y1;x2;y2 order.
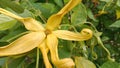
45;29;52;35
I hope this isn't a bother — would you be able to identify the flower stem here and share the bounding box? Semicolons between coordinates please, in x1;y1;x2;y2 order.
36;48;40;68
97;37;115;61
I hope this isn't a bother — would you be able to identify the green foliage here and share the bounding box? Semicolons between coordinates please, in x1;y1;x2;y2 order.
0;14;17;31
0;0;120;68
110;20;120;28
100;61;120;68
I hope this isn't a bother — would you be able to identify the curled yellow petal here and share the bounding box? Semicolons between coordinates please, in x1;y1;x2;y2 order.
46;0;81;30
54;58;75;68
47;34;75;68
0;32;45;56
53;28;93;41
38;41;52;68
0;8;44;31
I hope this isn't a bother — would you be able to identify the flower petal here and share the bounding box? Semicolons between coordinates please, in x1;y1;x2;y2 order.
47;34;75;68
0;8;44;31
53;28;93;41
46;0;81;30
22;18;45;31
46;34;59;62
0;32;45;56
0;8;23;20
55;58;75;68
38;41;52;68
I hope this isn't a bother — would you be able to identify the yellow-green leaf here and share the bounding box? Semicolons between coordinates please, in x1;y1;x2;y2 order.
116;9;120;19
75;57;96;68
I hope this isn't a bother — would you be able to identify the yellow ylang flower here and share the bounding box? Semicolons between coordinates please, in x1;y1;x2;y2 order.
0;0;93;68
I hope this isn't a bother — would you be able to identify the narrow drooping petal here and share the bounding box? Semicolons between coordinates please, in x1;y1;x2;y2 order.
53;29;93;41
0;32;45;56
38;41;52;68
46;34;59;62
0;8;44;31
46;0;81;30
47;34;75;68
0;8;23;20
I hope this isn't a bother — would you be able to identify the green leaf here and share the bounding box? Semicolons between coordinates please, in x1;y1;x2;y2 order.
0;14;17;31
59;40;73;58
71;3;87;25
0;0;24;13
100;61;120;68
109;20;120;28
87;8;98;22
7;57;25;68
75;57;96;68
116;9;120;19
19;9;32;17
33;3;57;18
100;0;111;3
117;0;120;7
0;58;6;66
0;27;27;42
54;0;63;7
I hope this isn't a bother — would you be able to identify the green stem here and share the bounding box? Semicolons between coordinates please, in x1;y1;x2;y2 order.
97;37;115;61
5;58;8;68
36;48;40;68
79;41;88;58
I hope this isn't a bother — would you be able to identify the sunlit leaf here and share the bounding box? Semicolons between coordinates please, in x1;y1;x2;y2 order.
75;57;96;68
116;0;120;7
0;14;17;31
109;20;120;28
100;0;111;3
100;61;120;68
116;9;120;19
